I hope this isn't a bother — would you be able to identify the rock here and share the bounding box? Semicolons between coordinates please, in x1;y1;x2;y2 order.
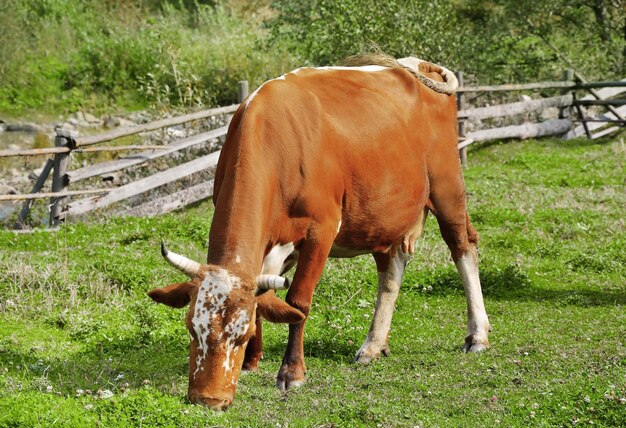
67;117;79;126
520;94;532;102
75;111;85;122
166;127;186;138
0;184;17;195
127;111;152;124
117;118;136;128
29;167;45;181
83;112;99;124
6;123;43;133
103;116;120;128
102;172;121;186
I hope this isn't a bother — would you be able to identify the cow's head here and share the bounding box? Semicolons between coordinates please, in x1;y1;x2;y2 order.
148;242;304;410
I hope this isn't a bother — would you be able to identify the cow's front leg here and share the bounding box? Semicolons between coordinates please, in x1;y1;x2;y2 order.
355;249;411;364
276;225;336;390
242;315;263;371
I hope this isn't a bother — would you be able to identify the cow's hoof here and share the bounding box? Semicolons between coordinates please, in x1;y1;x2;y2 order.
354;343;390;364
276;364;306;390
242;356;261;372
463;335;490;353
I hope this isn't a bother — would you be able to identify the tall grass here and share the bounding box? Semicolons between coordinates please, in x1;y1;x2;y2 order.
0;0;295;114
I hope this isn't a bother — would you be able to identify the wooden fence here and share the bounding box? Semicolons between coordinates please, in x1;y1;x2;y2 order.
1;72;625;229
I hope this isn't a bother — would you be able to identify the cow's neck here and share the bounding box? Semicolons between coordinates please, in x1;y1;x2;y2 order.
207;171;269;274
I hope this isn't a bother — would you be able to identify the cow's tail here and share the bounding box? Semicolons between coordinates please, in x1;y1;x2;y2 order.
397;57;459;95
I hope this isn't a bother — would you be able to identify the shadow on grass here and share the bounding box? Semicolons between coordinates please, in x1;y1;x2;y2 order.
406;264;626;307
261;334;355;363
467;135;615;154
0;334;189;394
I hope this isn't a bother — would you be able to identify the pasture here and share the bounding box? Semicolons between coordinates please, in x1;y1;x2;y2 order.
0;137;624;427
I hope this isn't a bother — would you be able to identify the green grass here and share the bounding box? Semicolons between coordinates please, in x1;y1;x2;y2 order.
1;137;625;427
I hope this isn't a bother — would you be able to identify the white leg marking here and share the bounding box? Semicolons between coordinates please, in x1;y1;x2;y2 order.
262;243;295;275
356;250;410;364
455;250;491;352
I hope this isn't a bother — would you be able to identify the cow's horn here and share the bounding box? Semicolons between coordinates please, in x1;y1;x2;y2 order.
256;274;291;290
161;241;201;277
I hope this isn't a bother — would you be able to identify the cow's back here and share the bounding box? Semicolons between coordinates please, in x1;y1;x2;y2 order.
214;66;458;253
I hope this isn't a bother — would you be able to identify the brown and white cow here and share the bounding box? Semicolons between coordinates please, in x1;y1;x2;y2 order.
148;54;491;410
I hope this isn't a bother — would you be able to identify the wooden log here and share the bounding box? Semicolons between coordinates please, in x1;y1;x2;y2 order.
576;81;626;89
458;79;625;94
458;81;575;93
574;72;625;121
77;145;170;153
0;145;171;158
67;125;228;184
564;105;626;139
65;150;221;217
573;94;593;139
458;94;573;120
466;119;572;142
1;189;109;201
237;81;249;103
456;71;468;167
74;104;238;147
573;99;626;107
577;78;626;101
14;159;54;229
559;70;575;119
457;139;475;150
592;126;621;139
122;180;214;217
50;135;72;226
0;147;71;158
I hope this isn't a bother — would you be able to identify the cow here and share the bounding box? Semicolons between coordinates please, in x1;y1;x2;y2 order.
148;53;491;410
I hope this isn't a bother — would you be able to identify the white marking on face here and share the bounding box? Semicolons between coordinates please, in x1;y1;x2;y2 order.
221;309;250;374
191;268;240;378
235;255;241;264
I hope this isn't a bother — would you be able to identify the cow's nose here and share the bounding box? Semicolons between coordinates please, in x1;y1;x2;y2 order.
188;393;232;411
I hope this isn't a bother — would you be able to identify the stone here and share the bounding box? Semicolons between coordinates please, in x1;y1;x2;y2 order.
83;112;99;123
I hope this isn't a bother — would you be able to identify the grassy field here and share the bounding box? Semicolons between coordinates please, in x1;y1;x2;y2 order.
0;137;625;427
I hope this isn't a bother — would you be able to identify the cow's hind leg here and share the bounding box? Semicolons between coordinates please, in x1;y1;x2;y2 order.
430;189;491;352
355;249;411;364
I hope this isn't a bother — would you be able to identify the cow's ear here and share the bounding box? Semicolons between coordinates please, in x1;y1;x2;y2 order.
148;282;195;308
256;291;305;324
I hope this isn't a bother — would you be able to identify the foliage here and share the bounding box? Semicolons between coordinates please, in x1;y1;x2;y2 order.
265;0;460;66
1;0;624;114
1;137;625;426
455;0;626;82
266;0;625;82
0;0;295;114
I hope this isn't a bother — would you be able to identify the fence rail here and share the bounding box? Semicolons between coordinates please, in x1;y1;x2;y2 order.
1;74;624;229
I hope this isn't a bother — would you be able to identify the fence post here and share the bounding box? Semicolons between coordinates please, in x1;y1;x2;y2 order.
14;158;54;229
456;71;467;167
560;69;575;119
237;80;249;103
49;129;75;226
